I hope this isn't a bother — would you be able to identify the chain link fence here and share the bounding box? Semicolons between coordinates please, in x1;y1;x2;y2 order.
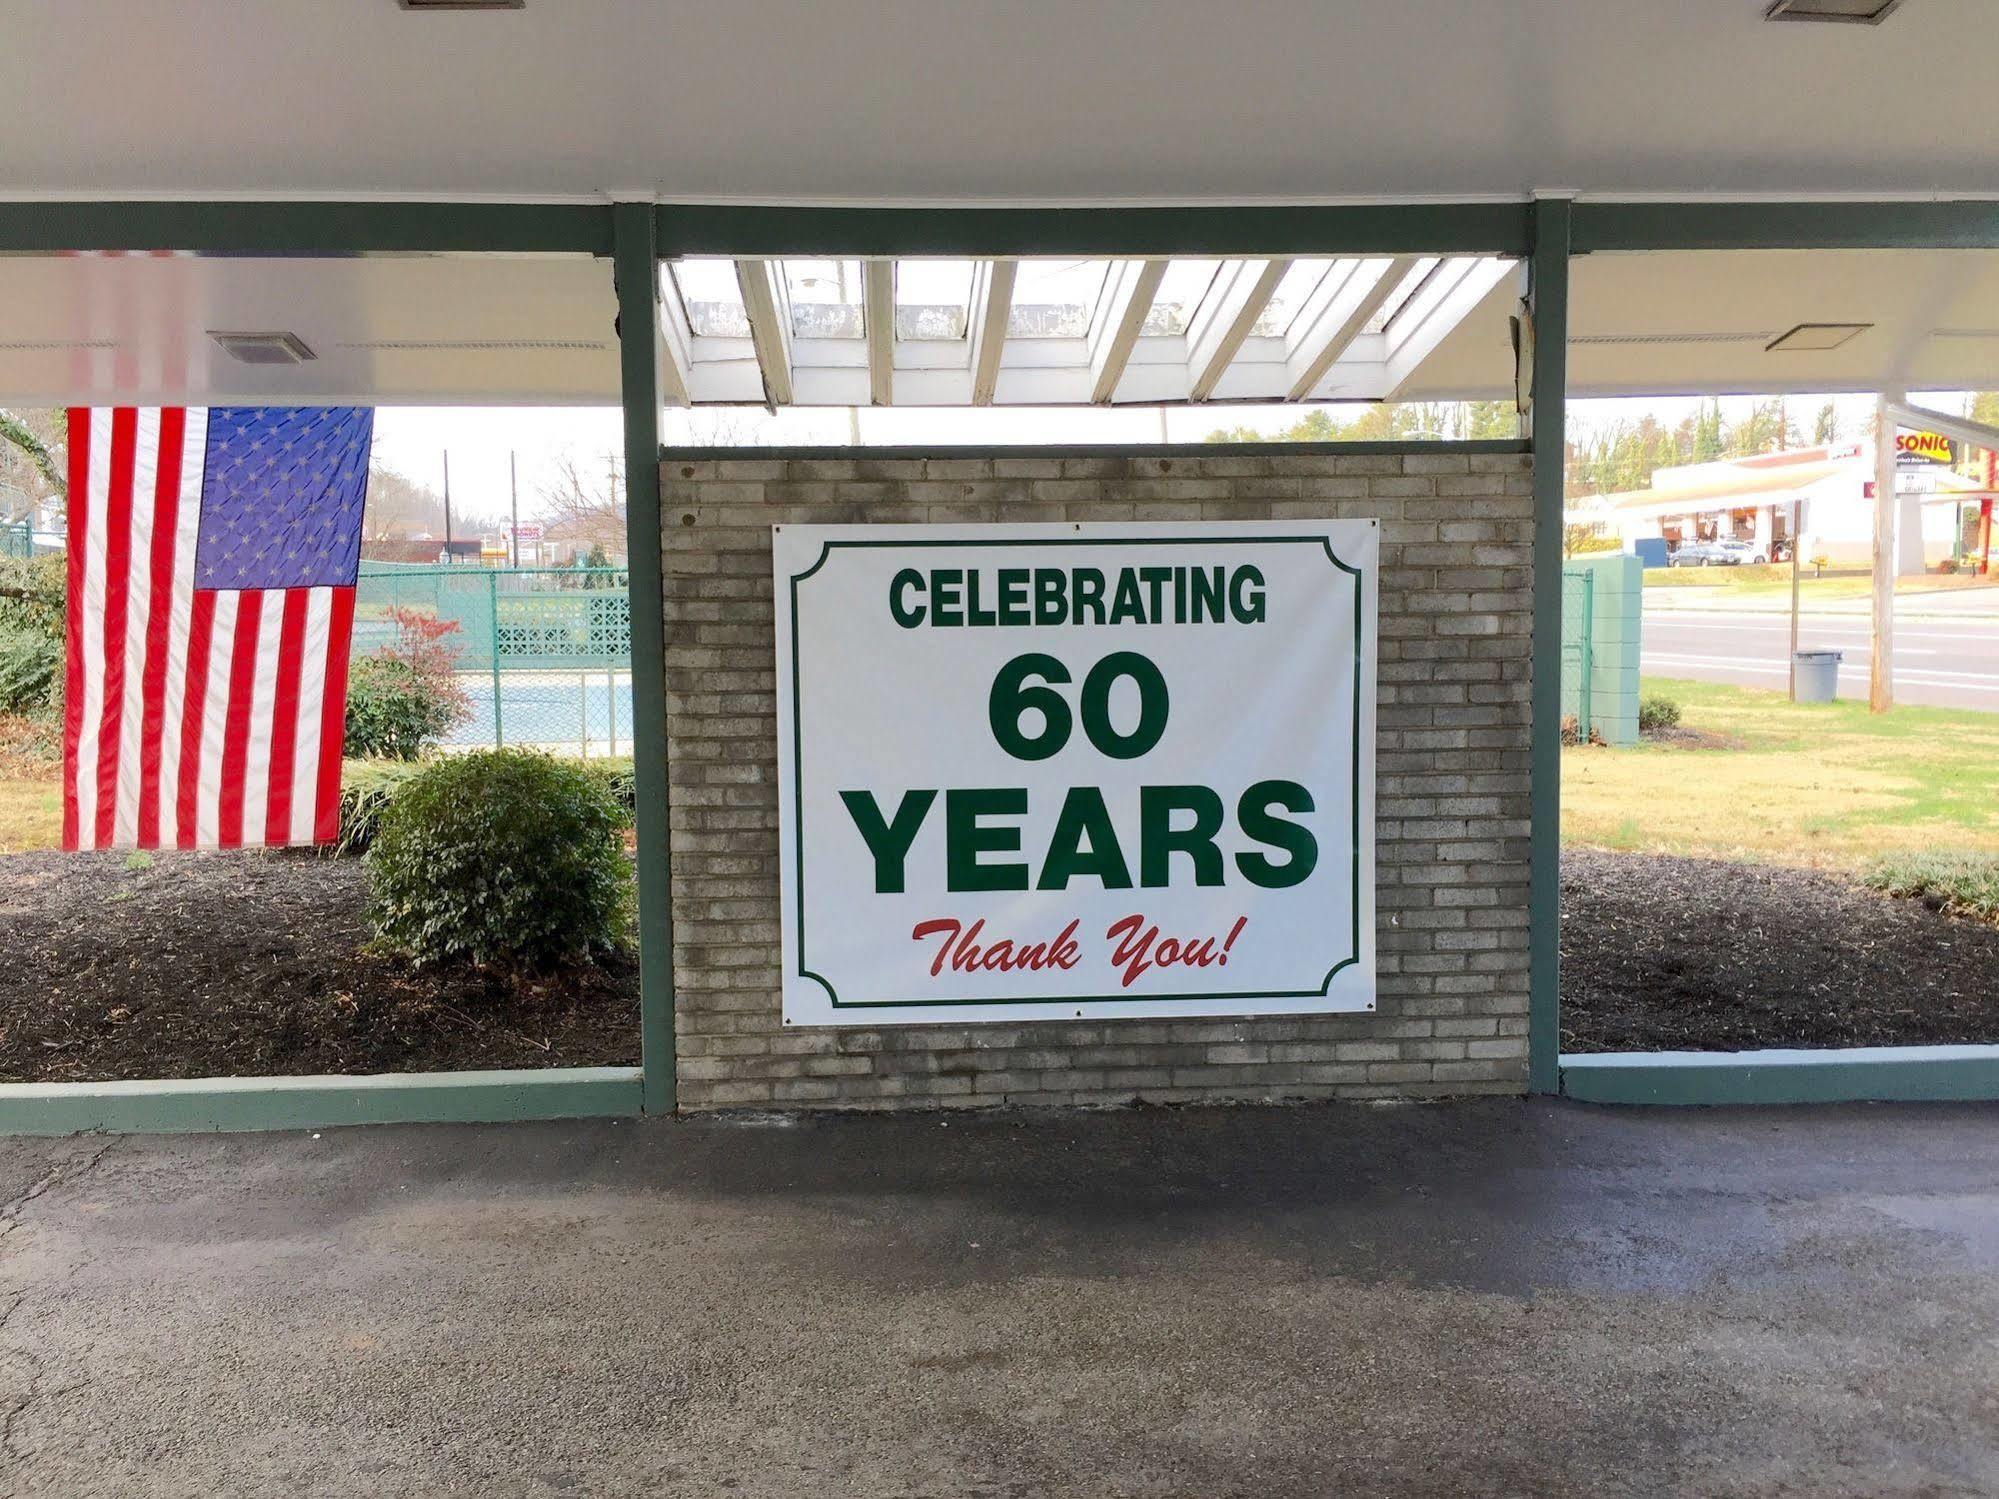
353;563;634;756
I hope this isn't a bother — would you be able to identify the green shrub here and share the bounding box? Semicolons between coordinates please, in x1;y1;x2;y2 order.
582;757;636;820
341;607;471;759
0;626;61;715
0;551;65;640
1865;853;1999;925
337;753;633;856
334;757;423;854
365;749;632;968
1638;696;1682;734
0;552;65;722
344;656;461;759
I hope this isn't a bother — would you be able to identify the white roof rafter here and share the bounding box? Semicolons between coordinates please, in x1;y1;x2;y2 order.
733;258;793;407
971;259;1016;407
864;260;894;407
1284;256;1416;402
1089;260;1166;405
1187;259;1291;403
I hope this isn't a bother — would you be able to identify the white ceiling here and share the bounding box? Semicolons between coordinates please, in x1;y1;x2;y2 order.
1406;249;1999;401
0;1;1993;202
0;254;618;406
0;248;1991;408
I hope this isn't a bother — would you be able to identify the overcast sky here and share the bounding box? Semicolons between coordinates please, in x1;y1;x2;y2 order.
370;390;1964;523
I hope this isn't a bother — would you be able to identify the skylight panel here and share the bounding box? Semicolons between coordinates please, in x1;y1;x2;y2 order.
1009;259;1111;339
1252;259;1335;338
784;260;865;339
1141;259;1221;337
671;260;751;339
894;259;976;340
1363;258;1441;336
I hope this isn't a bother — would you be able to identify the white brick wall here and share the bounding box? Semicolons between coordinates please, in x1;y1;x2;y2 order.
662;449;1534;1110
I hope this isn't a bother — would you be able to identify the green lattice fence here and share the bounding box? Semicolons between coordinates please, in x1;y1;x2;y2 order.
352;563;633;753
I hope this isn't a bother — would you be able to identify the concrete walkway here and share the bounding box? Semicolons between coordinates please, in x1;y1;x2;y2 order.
3;1101;1997;1497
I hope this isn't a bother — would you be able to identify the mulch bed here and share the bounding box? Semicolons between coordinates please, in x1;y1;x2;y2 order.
1562;848;1999;1052
0;850;637;1083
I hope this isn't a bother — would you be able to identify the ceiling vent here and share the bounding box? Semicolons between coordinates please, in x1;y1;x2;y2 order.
208;330;317;366
398;0;524;9
1763;0;1902;23
1765;322;1871;352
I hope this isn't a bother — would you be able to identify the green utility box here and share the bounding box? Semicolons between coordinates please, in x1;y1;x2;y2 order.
1561;553;1642;746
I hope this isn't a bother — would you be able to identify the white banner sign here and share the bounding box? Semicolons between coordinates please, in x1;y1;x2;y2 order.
774;521;1377;1026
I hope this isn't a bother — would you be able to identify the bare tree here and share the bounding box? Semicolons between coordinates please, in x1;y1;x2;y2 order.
364;464;448;539
0;408;67;521
538;448;625;528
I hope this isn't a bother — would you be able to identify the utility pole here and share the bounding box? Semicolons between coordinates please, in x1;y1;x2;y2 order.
1787;497;1801;702
442;450;454;561
509;450;520;568
1870;393;1899;714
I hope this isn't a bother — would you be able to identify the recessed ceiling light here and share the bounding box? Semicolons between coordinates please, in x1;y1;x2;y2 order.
208;330;317;366
1763;0;1902;24
1766;322;1871;352
398;0;524;10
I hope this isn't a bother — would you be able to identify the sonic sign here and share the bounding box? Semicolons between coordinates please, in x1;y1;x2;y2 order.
773;521;1378;1026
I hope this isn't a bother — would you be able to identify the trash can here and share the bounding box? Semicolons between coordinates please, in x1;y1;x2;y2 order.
1793;648;1843;703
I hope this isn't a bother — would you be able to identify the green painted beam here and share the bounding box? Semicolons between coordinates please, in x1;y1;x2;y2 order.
1571;200;1999;254
1562;1047;1999;1106
0;200;612;255
656;202;1534;259
613;202;677;1116
1527;198;1570;1097
0;1068;642;1136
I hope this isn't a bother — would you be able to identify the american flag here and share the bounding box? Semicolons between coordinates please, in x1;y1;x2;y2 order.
62;406;373;851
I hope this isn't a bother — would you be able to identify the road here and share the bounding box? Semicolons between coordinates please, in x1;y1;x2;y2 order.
1643;607;1999;709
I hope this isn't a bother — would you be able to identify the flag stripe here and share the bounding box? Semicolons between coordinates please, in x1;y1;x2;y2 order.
93;410;138;848
175;587;217;850
112;408;161;847
60;414;91;851
290;588;333;845
263;590;309;846
135;407;184;847
240;592;286;846
194;590;237;849
314;588;357;843
74;410;116;846
156;412;208;849
215;590;263;848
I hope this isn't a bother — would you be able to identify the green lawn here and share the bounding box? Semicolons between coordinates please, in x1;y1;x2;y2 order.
1563;677;1999;868
0;757;60;854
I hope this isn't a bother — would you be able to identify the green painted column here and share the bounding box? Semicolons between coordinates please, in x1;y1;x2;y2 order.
1527;197;1571;1095
613;202;676;1114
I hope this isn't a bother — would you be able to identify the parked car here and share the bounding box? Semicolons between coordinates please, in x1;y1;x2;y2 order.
1669;538;1767;567
1667;540;1716;567
1708;539;1769;566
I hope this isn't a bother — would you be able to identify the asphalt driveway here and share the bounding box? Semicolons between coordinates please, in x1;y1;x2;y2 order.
3;1100;1997;1497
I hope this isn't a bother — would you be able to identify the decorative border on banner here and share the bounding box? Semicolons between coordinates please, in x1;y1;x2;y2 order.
783;532;1367;1010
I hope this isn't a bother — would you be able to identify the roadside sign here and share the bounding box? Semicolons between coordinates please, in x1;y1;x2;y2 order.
773;521;1378;1026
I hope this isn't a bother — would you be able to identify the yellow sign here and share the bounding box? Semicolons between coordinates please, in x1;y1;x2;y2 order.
1896;431;1956;465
